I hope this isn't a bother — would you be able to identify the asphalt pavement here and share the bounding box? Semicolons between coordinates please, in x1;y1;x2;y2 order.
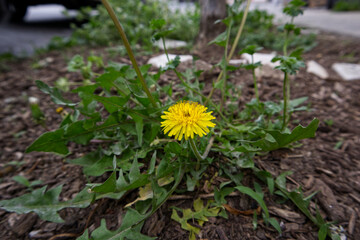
251;2;360;38
0;4;75;56
0;2;359;56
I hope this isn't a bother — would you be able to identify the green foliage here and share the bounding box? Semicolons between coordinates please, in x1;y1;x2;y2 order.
0;2;329;239
234;9;316;52
12;175;43;190
272;54;305;75
78;218;156;240
283;0;306;17
235;186;269;219
67;0;200;50
171;198;220;240
333;0;360;11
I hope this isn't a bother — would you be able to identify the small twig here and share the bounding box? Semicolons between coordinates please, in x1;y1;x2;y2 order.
25;159;41;175
216;227;229;240
349;193;360;204
84;199;104;231
0;166;15;178
49;233;79;240
168;191;240;201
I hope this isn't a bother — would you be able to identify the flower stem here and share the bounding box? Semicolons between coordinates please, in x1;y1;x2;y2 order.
162;37;171;62
189;138;203;170
101;0;157;108
220;20;233;112
188;137;215;170
205;0;252;105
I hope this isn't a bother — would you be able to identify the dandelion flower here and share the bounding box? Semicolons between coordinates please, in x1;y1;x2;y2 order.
161;101;216;140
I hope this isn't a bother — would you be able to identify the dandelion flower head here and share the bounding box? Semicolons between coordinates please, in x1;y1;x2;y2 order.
161;101;216;140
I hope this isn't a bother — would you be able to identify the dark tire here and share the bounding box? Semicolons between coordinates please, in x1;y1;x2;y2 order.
0;0;8;20
327;0;335;9
8;2;27;22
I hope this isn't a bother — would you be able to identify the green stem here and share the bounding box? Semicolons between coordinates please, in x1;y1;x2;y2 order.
101;0;157;108
189;138;203;170
205;0;252;105
162;37;171;62
283;34;288;57
282;72;289;130
220;20;233;112
283;17;294;56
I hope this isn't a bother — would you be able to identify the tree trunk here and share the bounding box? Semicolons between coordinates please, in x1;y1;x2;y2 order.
196;0;227;50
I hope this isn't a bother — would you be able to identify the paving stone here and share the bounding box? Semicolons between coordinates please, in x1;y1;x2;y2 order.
332;63;360;81
241;52;279;68
153;39;187;50
228;59;247;66
307;60;329;79
147;54;192;68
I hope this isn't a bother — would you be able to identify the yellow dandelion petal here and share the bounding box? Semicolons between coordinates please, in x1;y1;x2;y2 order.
160;101;216;141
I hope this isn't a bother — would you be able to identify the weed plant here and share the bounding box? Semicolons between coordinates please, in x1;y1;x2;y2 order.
0;0;341;240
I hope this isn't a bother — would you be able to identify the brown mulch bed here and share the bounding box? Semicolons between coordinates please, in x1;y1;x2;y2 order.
0;32;360;240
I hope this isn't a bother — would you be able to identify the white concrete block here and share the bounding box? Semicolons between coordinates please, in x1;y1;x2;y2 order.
153;39;187;50
228;59;247;66
147;54;192;68
307;60;329;79
332;63;360;81
241;52;279;67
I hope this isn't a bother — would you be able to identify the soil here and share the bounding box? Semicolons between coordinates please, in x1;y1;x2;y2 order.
0;32;360;240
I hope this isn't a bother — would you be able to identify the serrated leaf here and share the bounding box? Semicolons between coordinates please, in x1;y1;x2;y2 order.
26;115;129;154
125;184;153;208
93;95;129;113
128;112;143;146
275;171;293;189
76;229;89;240
36;80;76;106
165;142;182;155
26;129;69;155
67;54;85;72
214;78;224;89
318;224;328;240
95;70;122;92
0;185;125;225
239;45;263;55
90;216;155;240
253;118;319;151
0;185;64;223
90;208;156;240
68;151;113;176
148;151;157;175
268;217;282;234
152;29;174;41
193;198;204;212
283;0;305;17
92;171;117;193
208;31;227;47
13;175;30;187
65;120;95;145
235;186;269;219
150;18;166;30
